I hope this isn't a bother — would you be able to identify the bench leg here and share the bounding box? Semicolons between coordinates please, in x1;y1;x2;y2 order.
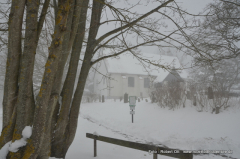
94;139;97;157
153;153;157;159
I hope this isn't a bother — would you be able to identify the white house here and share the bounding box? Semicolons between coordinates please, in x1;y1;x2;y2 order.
91;52;188;99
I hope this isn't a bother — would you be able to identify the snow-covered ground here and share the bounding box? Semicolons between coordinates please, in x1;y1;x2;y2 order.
65;99;240;159
0;89;239;159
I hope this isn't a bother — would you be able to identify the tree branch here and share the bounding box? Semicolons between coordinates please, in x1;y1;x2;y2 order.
93;27;130;54
37;0;51;39
220;0;240;7
53;0;58;20
91;39;168;66
95;0;174;46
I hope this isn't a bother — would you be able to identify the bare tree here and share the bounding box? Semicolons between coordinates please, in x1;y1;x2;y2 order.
189;0;240;64
185;0;240;114
189;57;240;114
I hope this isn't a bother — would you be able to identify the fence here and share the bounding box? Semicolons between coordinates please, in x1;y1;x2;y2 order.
86;133;193;159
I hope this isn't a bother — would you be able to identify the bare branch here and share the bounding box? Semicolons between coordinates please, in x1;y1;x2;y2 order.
91;39;165;66
95;0;174;46
37;0;51;39
220;0;240;7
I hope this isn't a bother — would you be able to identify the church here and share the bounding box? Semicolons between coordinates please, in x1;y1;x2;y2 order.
90;52;188;99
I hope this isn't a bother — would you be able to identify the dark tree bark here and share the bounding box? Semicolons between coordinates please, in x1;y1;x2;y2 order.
2;0;26;130
37;94;58;159
40;0;84;157
51;0;89;157
42;0;77;156
49;1;77;146
21;0;73;158
0;0;26;151
62;0;105;155
0;107;16;148
12;0;40;147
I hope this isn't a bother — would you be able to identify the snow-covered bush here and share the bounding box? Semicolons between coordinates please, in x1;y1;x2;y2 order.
154;81;186;110
189;58;240;114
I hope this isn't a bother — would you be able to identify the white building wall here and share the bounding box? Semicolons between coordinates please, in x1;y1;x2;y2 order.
92;59;155;99
109;73;151;98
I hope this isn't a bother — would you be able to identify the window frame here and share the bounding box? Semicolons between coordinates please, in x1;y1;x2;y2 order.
144;78;150;88
128;77;135;87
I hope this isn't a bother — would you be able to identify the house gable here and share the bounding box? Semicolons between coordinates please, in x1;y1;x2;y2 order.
163;69;184;83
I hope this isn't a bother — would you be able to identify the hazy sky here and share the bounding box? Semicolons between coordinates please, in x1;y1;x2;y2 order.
0;0;214;59
97;0;214;55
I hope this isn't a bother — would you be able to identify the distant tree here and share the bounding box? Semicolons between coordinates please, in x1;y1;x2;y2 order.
186;0;240;113
189;57;240;113
189;0;240;64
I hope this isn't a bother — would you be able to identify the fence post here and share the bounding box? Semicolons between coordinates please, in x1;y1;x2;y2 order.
94;139;97;157
153;153;157;159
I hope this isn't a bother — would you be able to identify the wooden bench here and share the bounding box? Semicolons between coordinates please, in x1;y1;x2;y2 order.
86;133;193;159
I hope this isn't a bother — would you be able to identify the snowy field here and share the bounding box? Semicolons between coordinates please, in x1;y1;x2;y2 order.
0;90;239;159
64;99;240;159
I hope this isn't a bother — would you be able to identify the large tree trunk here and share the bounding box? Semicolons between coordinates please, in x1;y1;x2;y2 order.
0;0;26;150
49;1;76;148
50;0;76;97
37;94;58;159
21;0;73;158
11;0;40;149
39;0;82;157
51;0;89;157
61;0;105;156
2;0;26;130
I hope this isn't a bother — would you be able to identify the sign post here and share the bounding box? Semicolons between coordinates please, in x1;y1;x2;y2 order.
129;96;136;123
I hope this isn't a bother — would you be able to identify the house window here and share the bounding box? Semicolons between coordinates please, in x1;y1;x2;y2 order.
128;77;134;87
144;78;150;88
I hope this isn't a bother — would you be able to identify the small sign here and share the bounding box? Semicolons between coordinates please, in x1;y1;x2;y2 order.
129;96;136;123
130;110;135;115
129;96;136;106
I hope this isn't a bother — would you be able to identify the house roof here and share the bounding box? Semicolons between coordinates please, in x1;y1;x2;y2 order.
93;51;188;82
163;69;184;82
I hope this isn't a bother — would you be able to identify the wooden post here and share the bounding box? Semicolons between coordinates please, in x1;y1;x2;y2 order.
94;139;97;157
132;114;133;123
153;153;157;159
